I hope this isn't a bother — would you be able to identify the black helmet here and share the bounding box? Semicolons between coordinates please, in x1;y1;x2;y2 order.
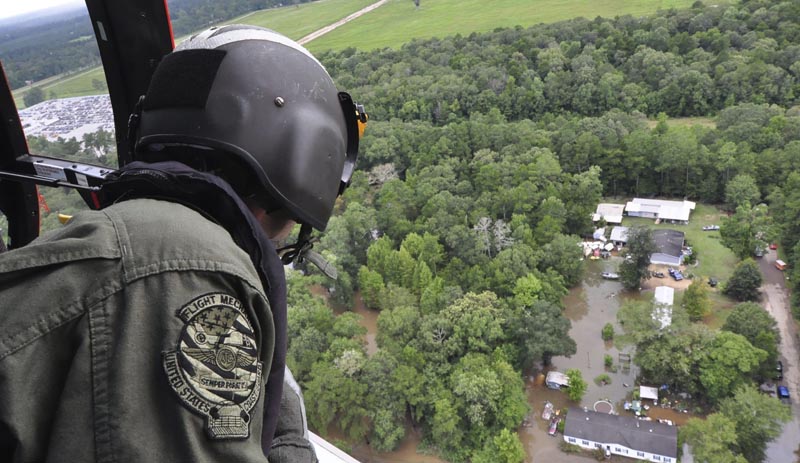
132;25;366;231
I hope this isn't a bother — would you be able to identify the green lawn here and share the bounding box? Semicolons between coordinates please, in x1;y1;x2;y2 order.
620;202;741;321
622;203;738;281
307;0;721;52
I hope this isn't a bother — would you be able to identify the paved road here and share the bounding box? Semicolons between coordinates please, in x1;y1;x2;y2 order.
759;250;800;463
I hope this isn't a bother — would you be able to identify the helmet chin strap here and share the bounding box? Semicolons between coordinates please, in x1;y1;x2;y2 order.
277;223;338;280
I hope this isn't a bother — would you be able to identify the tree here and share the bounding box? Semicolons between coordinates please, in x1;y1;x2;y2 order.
565;369;587;402
699;331;767;404
682;414;748;463
358;266;385;309
511;299;576;369
472;428;525;463
683;279;711;321
723;259;763;301
601;323;614;341
619;226;656;290
538;233;584;287
719;386;791;463
720;203;772;260
722;302;780;380
23;87;45;107
725;174;761;211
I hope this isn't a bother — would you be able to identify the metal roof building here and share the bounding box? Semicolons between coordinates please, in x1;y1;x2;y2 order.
625;198;695;224
563;407;678;462
593;203;626;224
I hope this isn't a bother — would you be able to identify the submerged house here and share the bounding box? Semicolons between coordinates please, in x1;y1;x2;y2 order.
625;198;695;224
545;371;570;389
650;230;685;266
563;408;678;463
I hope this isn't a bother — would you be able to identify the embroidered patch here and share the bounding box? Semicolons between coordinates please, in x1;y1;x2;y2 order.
163;293;262;439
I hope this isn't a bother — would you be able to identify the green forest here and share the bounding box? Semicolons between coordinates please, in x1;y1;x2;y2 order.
10;0;800;462
0;0;313;90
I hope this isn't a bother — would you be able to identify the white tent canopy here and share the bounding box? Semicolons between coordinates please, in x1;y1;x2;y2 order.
640;386;659;401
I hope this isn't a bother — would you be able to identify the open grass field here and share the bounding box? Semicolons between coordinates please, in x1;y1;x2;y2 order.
218;0;375;41
645;117;717;130
306;0;720;52
20;0;375;104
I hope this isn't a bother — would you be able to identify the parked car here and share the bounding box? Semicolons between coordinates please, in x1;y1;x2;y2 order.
778;385;790;403
652;271;665;278
708;277;718;287
672;271;684;281
770;243;778;250
776;361;784;381
702;225;720;231
755;246;765;258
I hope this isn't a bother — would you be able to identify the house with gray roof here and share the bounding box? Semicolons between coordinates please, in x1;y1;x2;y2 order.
650;230;685;266
563;407;678;462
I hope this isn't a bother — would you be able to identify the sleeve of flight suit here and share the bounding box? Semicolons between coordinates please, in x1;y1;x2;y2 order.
269;367;318;462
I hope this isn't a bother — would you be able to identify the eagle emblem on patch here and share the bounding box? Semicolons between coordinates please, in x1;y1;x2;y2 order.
163;293;262;440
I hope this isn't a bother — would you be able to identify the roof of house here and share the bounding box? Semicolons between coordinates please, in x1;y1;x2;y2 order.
546;371;570;386
593;203;625;224
652;229;685;258
625;198;696;221
610;226;628;242
564;408;678;458
654;286;674;306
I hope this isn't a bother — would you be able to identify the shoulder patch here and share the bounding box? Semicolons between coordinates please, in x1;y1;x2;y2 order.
163;292;262;439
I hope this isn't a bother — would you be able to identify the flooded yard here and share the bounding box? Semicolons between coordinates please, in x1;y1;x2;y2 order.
548;257;642;409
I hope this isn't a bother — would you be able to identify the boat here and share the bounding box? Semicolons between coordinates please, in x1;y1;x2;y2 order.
601;272;620;280
541;401;554;420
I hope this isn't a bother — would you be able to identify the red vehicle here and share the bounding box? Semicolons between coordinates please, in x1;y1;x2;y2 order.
770;243;778;250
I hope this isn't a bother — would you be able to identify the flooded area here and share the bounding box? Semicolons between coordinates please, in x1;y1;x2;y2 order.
326;256;800;462
549;257;642;409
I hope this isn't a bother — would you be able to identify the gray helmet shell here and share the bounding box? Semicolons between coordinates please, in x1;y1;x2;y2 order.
135;25;355;231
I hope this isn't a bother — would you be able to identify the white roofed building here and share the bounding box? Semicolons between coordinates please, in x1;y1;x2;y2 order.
625;198;696;224
653;286;674;329
593;203;625;224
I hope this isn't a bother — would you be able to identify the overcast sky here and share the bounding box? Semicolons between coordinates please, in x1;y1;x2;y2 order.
0;0;84;20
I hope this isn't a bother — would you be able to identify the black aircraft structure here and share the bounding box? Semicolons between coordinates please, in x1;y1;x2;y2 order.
0;0;175;250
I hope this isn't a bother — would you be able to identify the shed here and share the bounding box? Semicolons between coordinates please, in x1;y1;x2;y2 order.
610;226;628;246
593;203;625;224
640;386;659;401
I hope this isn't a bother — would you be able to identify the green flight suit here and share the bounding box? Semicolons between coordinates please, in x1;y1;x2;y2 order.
0;198;312;462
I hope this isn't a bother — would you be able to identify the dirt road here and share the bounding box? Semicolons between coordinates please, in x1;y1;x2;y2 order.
759;251;800;462
760;252;798;398
298;0;390;45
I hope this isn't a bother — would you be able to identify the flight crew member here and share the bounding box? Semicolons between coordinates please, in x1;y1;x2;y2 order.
0;25;366;462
